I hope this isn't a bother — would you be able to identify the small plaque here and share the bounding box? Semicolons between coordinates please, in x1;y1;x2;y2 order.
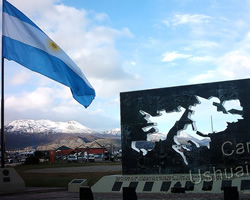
2;169;9;176
72;179;84;184
3;177;10;182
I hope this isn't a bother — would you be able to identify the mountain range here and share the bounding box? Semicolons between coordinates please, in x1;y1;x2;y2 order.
3;119;121;150
3;119;211;151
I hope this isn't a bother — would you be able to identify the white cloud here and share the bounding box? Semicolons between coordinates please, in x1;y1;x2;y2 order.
166;13;223;39
217;51;250;78
9;70;32;85
91;76;142;98
130;61;136;66
189;56;214;62
162;51;192;62
190;51;250;83
9;0;59;13
94;13;109;21
237;32;250;51
189;70;216;83
188;40;219;49
163;20;170;27
188;31;250;83
171;14;213;26
5;87;54;112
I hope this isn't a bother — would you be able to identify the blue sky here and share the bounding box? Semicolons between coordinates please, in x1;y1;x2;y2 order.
1;0;250;131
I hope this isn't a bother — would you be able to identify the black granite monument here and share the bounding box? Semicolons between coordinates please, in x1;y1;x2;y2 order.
120;79;250;178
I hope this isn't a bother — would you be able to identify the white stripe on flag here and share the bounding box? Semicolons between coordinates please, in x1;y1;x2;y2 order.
3;12;92;88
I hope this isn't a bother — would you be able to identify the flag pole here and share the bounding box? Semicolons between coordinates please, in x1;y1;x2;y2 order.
1;57;4;168
1;0;5;168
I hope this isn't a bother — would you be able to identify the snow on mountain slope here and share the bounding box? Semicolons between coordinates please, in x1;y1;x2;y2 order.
5;119;97;134
176;130;210;147
102;128;121;135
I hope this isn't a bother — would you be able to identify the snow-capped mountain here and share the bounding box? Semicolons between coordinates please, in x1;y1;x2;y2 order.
4;119;121;150
102;128;121;136
5;119;98;134
176;130;211;147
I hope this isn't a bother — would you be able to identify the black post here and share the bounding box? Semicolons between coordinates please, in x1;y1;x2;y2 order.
1;0;5;168
123;187;137;200
1;57;4;168
79;186;93;200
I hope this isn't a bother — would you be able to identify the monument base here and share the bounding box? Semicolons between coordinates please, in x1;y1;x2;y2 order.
91;174;250;194
0;168;25;193
68;179;88;192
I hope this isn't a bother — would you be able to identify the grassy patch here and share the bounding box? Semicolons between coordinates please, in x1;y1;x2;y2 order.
19;172;120;187
15;160;120;170
14;161;122;187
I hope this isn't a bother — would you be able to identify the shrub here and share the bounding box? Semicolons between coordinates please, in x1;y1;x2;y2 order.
25;156;40;165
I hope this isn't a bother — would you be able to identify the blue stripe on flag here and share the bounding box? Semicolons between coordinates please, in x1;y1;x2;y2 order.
3;36;95;107
2;0;95;108
3;0;41;31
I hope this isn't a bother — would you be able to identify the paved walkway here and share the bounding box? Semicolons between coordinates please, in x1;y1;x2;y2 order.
2;165;250;199
1;187;250;200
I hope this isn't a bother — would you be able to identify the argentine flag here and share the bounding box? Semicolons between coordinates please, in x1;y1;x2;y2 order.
2;0;95;108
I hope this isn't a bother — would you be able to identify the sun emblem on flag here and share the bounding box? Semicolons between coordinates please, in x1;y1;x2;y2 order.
47;39;61;53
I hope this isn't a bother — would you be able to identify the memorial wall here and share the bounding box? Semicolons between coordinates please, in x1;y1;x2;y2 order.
120;79;250;179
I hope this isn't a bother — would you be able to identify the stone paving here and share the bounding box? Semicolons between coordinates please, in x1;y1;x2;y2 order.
2;165;250;199
1;187;250;200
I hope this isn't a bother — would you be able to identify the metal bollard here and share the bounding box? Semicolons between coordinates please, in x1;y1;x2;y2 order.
123;187;137;200
79;186;94;200
224;187;239;200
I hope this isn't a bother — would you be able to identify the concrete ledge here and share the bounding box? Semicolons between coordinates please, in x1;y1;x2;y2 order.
68;179;88;192
0;168;25;193
91;174;250;194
